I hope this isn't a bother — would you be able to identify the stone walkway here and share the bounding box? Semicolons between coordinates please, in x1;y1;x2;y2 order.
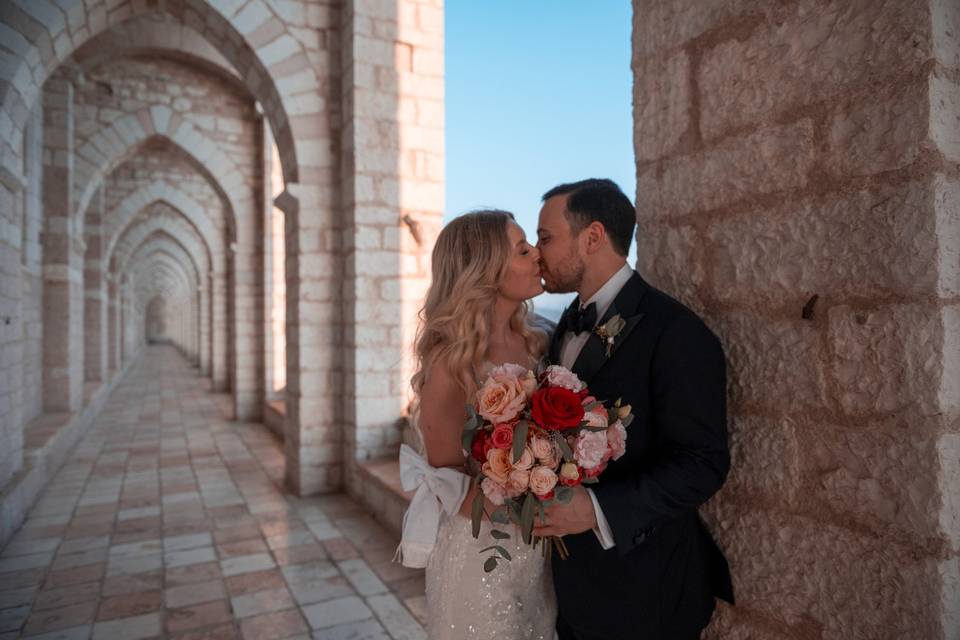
0;347;426;640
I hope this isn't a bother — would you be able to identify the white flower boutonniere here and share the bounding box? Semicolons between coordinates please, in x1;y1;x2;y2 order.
594;314;626;357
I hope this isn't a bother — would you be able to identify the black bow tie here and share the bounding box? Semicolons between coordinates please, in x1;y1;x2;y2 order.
565;302;597;335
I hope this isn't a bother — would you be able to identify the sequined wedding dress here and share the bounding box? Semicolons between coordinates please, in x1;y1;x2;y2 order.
422;360;557;640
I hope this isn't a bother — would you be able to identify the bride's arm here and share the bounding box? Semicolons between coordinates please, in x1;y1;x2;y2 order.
419;366;492;518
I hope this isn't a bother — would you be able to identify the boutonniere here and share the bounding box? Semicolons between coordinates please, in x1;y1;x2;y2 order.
594;314;627;357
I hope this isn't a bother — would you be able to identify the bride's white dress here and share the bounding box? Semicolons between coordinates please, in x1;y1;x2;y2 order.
418;360;557;640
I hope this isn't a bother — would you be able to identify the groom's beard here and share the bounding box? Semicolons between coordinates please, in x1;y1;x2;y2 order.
540;252;584;294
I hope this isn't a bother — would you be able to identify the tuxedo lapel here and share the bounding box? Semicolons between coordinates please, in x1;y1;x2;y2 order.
548;297;579;365
571;274;649;384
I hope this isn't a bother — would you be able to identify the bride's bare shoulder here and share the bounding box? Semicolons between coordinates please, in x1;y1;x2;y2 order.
420;363;465;407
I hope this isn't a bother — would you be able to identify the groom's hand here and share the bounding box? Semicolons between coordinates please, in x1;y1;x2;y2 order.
532;486;597;537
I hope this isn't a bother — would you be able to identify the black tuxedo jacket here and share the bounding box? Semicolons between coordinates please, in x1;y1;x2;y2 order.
548;272;734;640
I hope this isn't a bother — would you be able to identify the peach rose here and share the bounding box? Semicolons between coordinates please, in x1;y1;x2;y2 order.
476;371;527;424
530;436;560;468
482;448;512;485
481;477;507;506
506;468;530;497
559;462;580;483
529;466;559;497
513;446;535;471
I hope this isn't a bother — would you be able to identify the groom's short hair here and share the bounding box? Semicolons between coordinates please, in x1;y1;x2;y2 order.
542;178;635;257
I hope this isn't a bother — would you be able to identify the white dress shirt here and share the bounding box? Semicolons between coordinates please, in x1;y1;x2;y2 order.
560;262;635;550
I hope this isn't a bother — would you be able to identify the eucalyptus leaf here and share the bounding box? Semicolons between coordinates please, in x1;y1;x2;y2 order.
555;436;575;462
512;420;529;464
490;529;511;540
520;493;536;544
621;414;634;429
471;489;485;539
554;486;573;504
582;401;600;412
483;557;498;573
479;544;513;561
582;475;598;484
490;510;511;525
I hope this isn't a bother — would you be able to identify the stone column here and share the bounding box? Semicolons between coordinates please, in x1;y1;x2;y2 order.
338;0;445;500
211;267;228;391
631;1;960;637
83;185;107;384
41;70;84;413
106;274;118;375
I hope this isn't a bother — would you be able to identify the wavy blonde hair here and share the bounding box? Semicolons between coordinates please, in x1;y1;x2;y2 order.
411;210;547;405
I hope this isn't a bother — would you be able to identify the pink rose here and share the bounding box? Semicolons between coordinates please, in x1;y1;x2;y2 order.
544;365;585;392
607;420;627;461
482;448;512;485
489;363;537;399
530;436;560;469
490;424;514;450
476;371;527;424
513;447;535;471
528;466;558;497
506;469;530;497
574;430;608;470
583;405;608;429
481;477;507;506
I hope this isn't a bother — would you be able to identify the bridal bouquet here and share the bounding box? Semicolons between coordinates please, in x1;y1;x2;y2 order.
463;363;633;572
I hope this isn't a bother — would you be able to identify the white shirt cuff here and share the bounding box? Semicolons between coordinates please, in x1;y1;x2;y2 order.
586;488;615;550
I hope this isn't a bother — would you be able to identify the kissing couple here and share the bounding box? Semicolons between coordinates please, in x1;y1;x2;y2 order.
398;178;735;640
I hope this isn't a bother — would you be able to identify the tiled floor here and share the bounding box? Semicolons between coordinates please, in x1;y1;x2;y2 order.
0;346;426;640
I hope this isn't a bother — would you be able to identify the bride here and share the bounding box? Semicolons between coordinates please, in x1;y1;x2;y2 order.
400;210;557;639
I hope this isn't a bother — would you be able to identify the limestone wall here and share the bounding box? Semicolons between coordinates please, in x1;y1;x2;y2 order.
632;1;960;637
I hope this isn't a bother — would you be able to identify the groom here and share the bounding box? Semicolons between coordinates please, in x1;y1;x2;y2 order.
532;179;734;639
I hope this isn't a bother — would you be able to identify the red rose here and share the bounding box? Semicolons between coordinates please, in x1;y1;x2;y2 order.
531;387;585;431
490;424;514;450
536;490;555;501
471;429;493;462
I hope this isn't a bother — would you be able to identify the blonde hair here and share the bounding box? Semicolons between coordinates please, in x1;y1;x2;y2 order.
411;210;547;404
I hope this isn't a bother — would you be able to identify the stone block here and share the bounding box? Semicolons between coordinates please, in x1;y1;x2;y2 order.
633;49;690;162
937;175;960;298
827;85;928;178
706;508;941;639
931;72;960;164
635;221;701;307
706;180;941;305
827;304;942;416
706;310;826;412
697;0;929;140
933;0;960;69
636;120;814;219
721;415;800;505
631;0;762;58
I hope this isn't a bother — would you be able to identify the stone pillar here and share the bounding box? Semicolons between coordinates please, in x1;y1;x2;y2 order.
232;207;265;420
338;0;445;495
199;278;210;375
106;274;118;374
631;1;960;637
83;185;107;384
211;268;228;391
41;70;84;413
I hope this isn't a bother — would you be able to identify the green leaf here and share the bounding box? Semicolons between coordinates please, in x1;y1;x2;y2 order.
582;475;598;484
554;486;573;504
582;401;600;412
490;529;511;540
471;486;485;539
483;557;498;573
555;436;575;462
621;414;634;429
520;493;536;544
583;426;606;432
490;510;510;525
479;545;513;561
512;420;529;464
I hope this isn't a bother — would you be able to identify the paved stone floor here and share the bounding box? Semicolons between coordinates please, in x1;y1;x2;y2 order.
0;347;426;640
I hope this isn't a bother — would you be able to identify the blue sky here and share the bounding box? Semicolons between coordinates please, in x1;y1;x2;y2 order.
445;1;636;317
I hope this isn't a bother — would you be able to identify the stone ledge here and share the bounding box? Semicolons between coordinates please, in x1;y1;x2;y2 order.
350;457;412;538
264;399;285;440
0;350;140;549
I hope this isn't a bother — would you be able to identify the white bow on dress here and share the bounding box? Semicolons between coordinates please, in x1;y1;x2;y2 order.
395;443;471;568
